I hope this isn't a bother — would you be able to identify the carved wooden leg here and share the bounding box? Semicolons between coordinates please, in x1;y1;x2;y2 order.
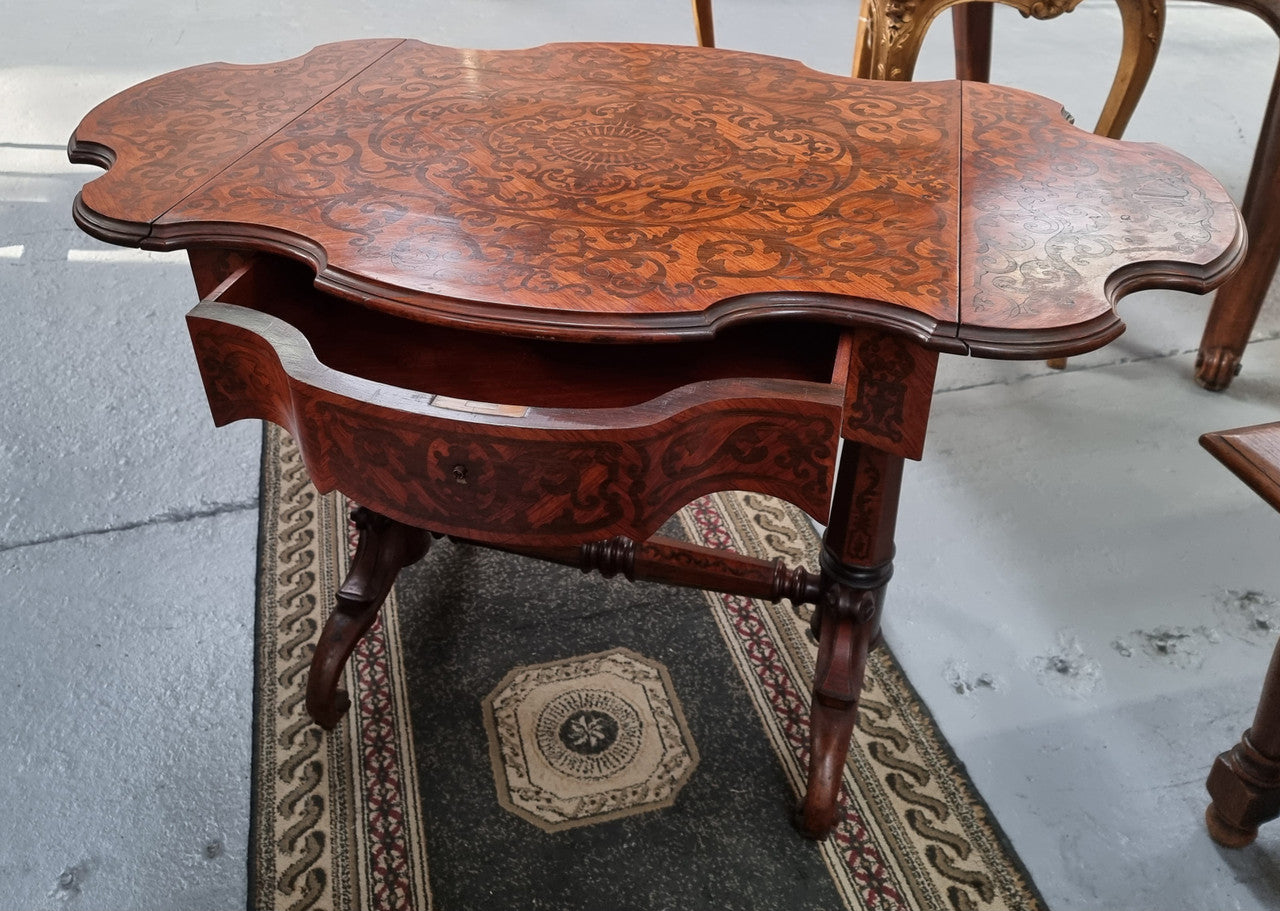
1095;0;1163;140
306;506;431;729
796;442;902;839
855;0;936;80
797;574;885;838
1196;25;1280;390
1206;637;1280;846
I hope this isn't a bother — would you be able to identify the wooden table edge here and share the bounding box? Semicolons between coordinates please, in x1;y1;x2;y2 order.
1200;422;1280;513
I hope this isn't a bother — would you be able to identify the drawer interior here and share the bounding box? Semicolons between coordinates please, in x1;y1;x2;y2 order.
208;254;843;409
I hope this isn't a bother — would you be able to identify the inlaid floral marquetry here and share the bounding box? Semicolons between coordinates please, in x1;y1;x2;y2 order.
69;39;1250;848
70;39;1243;354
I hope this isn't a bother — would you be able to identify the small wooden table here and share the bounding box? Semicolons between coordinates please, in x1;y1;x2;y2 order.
70;39;1244;840
1202;423;1280;847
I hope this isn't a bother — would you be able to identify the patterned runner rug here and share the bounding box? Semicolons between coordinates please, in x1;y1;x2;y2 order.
250;424;1046;911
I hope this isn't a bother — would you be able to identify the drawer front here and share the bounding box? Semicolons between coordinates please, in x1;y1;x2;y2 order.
188;305;840;546
295;395;838;545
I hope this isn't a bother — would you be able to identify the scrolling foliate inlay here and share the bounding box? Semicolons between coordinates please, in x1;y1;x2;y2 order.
158;41;960;320
72;39;403;227
959;82;1238;335
293;398;840;545
75;39;1243;350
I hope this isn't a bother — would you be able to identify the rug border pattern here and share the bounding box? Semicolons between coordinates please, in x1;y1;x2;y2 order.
250;425;434;911
681;491;1047;911
251;423;1046;911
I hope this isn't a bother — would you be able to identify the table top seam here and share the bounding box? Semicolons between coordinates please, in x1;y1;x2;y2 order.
150;39;408;230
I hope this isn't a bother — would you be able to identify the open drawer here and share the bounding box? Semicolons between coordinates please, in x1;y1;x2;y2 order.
187;253;847;546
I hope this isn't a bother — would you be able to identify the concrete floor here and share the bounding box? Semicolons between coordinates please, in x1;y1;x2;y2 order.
2;1;1279;908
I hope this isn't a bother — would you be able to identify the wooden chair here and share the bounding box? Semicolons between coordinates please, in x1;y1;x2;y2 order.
691;0;1157;173
693;0;1280;391
1201;422;1280;847
854;0;1160;139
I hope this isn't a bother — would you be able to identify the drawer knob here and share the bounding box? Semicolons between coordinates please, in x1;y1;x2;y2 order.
452;464;469;484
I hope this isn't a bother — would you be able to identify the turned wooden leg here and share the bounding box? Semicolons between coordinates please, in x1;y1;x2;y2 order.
1206;638;1280;846
1196;35;1280;391
306;506;431;729
796;442;902;839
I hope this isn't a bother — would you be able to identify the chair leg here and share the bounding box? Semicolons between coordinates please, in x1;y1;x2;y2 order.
692;0;715;47
1094;0;1164;139
1196;35;1280;390
1206;637;1280;846
855;0;939;80
951;3;993;82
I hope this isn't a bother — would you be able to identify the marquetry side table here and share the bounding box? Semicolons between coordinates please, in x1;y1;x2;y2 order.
69;39;1244;840
1202;423;1280;847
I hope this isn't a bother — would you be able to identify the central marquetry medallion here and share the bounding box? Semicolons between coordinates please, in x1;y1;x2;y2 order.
474;95;745;205
546;123;671;168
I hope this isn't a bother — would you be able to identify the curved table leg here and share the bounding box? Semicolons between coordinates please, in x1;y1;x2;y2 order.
797;580;883;838
306;506;431;729
796;442;901;839
1206;636;1280;846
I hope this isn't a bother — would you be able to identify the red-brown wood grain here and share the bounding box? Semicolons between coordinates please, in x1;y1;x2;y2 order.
1201;422;1280;513
840;330;937;460
69;39;1245;355
65;41;1250;842
187;259;844;545
494;534;824;605
71;40;402;240
224;256;845;409
958;80;1244;356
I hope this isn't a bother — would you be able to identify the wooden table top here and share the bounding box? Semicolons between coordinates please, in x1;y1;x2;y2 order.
1202;423;1280;514
70;39;1244;353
